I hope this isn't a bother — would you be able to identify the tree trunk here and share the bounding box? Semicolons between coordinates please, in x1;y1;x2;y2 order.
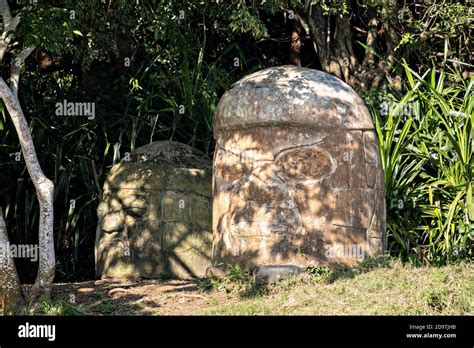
0;78;55;301
290;13;302;66
296;1;401;93
0;208;24;314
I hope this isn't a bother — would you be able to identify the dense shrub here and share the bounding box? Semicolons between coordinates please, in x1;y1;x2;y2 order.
366;61;473;265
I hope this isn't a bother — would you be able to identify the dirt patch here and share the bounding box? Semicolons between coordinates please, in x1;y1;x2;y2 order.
52;279;235;315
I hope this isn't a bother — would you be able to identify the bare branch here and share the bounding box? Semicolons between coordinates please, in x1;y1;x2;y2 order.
10;46;35;98
0;0;13;28
362;17;379;67
0;0;21;63
382;0;400;66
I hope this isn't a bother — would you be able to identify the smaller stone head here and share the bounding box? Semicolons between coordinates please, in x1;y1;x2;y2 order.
95;141;212;279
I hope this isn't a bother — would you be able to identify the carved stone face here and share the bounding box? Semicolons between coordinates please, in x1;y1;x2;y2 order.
212;66;386;268
95;141;212;279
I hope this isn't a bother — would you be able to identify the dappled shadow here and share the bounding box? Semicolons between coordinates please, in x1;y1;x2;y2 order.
325;255;395;283
213;128;385;269
96;66;386;283
215;65;373;133
95;141;213;281
160;283;198;293
51;279;210;315
212;65;386;270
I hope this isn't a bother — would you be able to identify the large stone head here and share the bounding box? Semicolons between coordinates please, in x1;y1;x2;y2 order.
213;65;386;268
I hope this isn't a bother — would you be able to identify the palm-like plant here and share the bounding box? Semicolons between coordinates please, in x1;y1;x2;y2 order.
369;60;473;265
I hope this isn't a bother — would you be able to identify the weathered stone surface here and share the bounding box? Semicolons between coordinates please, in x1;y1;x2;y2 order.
253;265;303;286
212;65;386;269
95;141;212;279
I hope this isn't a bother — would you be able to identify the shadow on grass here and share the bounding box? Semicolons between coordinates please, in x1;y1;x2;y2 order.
229;255;397;300
326;255;395;283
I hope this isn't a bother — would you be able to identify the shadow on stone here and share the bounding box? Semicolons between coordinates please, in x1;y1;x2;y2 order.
95;141;213;280
212;65;386;271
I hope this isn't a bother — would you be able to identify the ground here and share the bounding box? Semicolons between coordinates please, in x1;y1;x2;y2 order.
2;258;473;315
51;278;233;315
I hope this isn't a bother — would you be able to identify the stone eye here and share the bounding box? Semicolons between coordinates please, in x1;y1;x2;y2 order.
275;146;334;182
220;162;251;183
123;206;148;217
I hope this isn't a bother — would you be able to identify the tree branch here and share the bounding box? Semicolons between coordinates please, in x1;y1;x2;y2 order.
10;46;35;98
0;77;55;301
362;17;379;67
0;0;20;63
300;4;329;70
334;10;353;82
290;12;302;66
382;0;400;66
0;0;55;303
0;0;13;27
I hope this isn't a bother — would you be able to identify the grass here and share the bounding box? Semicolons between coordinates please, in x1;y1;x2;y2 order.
200;257;473;315
97;301;117;315
198;264;253;293
8;299;89;316
2;257;472;316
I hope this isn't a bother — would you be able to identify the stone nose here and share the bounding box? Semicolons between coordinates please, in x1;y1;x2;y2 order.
230;163;302;235
238;163;289;203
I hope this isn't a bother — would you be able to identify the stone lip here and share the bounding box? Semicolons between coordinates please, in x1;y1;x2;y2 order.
253;264;303;286
214;65;373;135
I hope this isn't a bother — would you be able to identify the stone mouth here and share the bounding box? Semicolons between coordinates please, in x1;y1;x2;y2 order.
229;223;298;237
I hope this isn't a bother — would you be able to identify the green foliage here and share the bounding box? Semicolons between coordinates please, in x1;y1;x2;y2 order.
305;266;331;277
39;300;86;315
423;288;449;312
97;301;116;315
311;0;349;15
3;297;86;315
1;0;253;281
16;4;78;55
355;255;394;273
1;0;472;284
198;264;252;294
398;1;473;69
229;5;268;39
367;61;473;265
